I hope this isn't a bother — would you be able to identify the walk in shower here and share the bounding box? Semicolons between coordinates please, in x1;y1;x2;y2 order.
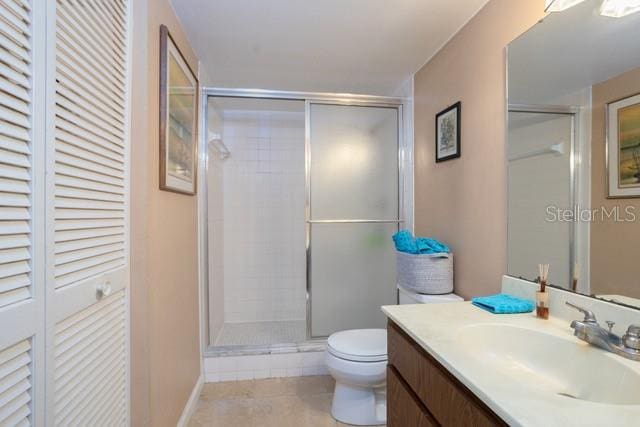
201;90;406;354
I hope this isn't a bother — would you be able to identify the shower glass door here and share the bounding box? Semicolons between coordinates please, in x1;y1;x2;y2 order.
507;110;575;287
308;103;400;338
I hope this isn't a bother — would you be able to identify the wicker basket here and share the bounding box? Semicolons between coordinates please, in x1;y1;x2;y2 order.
396;251;453;295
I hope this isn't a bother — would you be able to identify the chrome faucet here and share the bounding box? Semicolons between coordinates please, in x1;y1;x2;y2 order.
566;301;640;362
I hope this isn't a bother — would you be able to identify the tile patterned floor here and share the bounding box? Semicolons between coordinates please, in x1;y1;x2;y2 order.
214;320;307;347
189;376;385;427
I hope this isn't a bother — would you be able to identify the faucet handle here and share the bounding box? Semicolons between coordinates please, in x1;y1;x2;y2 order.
565;301;598;324
623;325;640;351
626;325;640;336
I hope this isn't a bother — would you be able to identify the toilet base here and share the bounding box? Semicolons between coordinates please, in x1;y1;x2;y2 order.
331;382;386;426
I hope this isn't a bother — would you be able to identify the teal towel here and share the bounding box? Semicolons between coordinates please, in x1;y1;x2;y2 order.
392;230;450;254
415;237;449;254
471;294;534;314
392;230;418;253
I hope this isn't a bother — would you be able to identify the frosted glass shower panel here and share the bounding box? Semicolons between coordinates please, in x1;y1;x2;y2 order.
309;104;399;220
310;223;398;337
308;103;400;337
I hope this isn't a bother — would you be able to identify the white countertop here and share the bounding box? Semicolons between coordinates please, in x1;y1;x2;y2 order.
382;302;640;427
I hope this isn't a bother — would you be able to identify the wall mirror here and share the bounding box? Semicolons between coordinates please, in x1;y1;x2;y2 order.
507;0;640;309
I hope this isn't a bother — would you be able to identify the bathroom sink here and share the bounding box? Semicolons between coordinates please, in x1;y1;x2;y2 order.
457;324;640;405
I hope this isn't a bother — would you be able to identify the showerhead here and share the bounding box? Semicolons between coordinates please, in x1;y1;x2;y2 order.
208;131;231;160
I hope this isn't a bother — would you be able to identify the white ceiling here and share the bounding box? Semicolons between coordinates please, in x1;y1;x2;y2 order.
170;0;488;95
508;0;640;105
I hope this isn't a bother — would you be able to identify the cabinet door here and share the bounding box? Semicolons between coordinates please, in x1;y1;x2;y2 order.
45;0;131;424
387;367;437;427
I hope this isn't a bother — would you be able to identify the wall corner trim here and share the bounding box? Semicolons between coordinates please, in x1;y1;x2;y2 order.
176;374;204;427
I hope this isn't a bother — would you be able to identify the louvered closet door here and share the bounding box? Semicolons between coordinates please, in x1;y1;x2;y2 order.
46;0;130;425
0;0;44;425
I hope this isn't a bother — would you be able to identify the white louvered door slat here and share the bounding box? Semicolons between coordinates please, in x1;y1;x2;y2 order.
52;0;128;294
0;0;31;310
52;291;126;426
0;0;40;424
47;0;130;425
0;339;32;426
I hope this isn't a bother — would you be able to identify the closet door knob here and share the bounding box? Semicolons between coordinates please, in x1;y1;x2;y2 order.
96;281;112;299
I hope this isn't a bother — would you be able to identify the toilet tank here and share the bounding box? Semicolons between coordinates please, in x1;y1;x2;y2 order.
398;285;463;304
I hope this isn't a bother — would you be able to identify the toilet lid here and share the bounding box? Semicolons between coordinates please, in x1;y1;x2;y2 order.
327;329;387;362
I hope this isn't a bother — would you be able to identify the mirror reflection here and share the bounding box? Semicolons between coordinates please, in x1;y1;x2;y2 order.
507;0;640;308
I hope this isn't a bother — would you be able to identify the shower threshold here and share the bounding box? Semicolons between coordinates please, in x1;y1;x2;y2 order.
207;320;326;357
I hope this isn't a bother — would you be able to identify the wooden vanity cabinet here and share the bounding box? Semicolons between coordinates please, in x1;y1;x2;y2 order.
387;320;507;427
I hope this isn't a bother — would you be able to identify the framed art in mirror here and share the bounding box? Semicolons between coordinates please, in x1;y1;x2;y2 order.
159;24;199;195
607;93;640;198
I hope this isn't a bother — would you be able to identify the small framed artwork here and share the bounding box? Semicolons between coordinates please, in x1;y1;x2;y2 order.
159;25;198;195
435;102;461;162
606;93;640;198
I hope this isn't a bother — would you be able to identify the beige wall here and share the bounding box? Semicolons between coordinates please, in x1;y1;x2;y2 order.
413;0;544;299
130;0;150;425
131;0;201;425
590;67;640;299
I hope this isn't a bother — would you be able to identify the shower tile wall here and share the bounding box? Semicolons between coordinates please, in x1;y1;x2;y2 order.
208;106;225;343
223;110;306;323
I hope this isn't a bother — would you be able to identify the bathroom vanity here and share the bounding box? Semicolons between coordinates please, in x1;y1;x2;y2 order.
387;319;505;426
382;278;640;427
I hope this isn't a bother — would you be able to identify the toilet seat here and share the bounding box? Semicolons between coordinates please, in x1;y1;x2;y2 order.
327;329;387;362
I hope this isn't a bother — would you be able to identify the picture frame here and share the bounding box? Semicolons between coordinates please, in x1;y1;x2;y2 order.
606;93;640;198
159;25;199;195
435;102;461;162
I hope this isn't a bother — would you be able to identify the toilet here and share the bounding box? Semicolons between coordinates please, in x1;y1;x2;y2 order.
326;285;463;425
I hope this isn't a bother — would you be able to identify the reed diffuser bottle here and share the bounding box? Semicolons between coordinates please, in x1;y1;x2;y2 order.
536;264;549;319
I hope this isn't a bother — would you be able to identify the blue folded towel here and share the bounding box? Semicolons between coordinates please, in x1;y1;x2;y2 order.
416;237;449;254
471;294;534;314
392;230;418;253
392;230;450;254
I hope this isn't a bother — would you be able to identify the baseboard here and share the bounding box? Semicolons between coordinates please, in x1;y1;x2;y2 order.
176;374;204;427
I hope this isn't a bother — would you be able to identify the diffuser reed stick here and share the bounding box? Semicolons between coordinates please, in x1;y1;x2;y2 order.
572;263;579;292
536;264;550;319
538;264;549;292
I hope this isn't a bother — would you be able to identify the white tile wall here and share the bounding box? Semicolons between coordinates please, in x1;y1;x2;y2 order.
207;116;226;343
221;109;306;323
204;351;329;383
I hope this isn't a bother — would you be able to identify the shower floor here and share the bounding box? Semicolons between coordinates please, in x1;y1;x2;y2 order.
214;320;307;347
